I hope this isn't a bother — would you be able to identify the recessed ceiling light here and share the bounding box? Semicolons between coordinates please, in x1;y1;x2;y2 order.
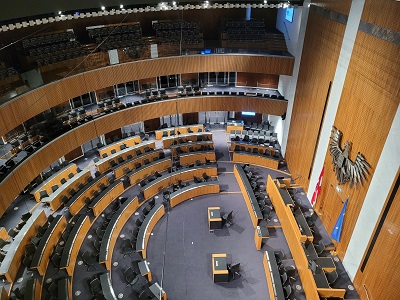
101;6;105;10
120;4;124;9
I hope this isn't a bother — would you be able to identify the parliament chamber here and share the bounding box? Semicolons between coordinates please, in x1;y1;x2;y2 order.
0;1;398;299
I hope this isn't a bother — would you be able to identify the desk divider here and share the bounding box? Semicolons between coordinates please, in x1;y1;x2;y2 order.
99;196;139;270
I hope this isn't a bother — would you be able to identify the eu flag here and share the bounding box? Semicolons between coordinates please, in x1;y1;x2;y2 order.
331;199;348;242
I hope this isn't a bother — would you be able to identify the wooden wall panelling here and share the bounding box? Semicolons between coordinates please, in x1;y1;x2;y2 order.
104;128;122;141
143;118;161;132
0;96;287;217
180;73;198;85
0;55;294;136
285;13;346;190
236;73;279;88
361;0;400;33
353;170;400;300
315;32;400;257
313;0;352;15
139;78;157;90
182;113;199;125
64;146;83;162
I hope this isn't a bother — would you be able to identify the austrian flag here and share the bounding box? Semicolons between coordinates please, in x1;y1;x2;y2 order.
311;167;324;206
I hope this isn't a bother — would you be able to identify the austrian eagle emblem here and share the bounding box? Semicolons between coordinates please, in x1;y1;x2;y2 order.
329;126;371;188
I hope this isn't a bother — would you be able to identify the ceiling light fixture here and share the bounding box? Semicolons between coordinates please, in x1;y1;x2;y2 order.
101;6;105;11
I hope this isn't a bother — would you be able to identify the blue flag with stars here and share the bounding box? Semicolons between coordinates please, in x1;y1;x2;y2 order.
331;199;348;242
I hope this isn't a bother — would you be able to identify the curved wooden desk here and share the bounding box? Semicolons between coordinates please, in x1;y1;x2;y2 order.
99;197;139;270
234;164;263;228
232;152;280;169
141;165;218;200
162;132;213;149
31;163;77;202
136;203;165;259
60;215;91;276
41;169;90;211
65;174;109;216
179;151;216;166
23;278;41;300
128;158;171;186
31;215;67;276
113;150;163;179
155;124;204;140
170;182;220;208
230;142;277;157
100;272;118;300
98;135;141;157
170;141;214;156
88;180;124;217
0;210;47;283
95;141;156;173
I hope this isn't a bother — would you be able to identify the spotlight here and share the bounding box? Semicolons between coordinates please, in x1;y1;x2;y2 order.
58;11;62;15
120;4;124;9
264;0;267;3
172;1;176;5
101;6;105;10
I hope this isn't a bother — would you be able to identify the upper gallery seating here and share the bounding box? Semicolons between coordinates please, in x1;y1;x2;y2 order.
22;30;87;67
87;23;146;58
220;19;288;52
153;20;204;49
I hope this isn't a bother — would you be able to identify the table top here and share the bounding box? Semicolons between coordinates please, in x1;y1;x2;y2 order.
149;282;166;299
208;207;221;220
138;260;150;275
212;253;227;271
257;225;270;237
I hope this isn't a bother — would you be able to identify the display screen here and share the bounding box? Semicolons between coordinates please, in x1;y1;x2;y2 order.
242;112;256;116
285;7;294;23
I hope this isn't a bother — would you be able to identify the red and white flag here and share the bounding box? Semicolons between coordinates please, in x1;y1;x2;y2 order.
311;167;324;206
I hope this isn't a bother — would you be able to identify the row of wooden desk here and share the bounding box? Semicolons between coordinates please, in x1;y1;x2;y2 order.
171;141;214;156
155;124;204;140
31;163;78;202
114;149;163;179
233;164;263;228
162;132;212;149
41;169;91;211
230;141;278;157
98;135;141;157
141;165;218;200
95;140;156;173
266;175;346;299
232;152;280;170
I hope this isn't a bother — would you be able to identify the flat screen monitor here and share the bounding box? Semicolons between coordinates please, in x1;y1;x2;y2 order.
242;111;256;116
285;7;294;23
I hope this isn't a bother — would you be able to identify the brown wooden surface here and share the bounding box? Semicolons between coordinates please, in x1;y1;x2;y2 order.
162;132;213;149
361;0;400;32
31;215;67;276
0;210;47;283
236;73;279;89
285;12;346;190
170;183;220;208
62;216;90;276
315;31;400;258
232;152;279;170
114;150;163;179
142;166;218;200
0;55;293;136
155;124;204;140
179;152;216;166
104;128;122;142
182;113;199;125
353;169;400;300
64;146;83;162
230;142;277;156
263;252;279;300
98;135;141;157
128;158;171;185
0;96;287;217
138;205;165;259
313;0;352;15
90;181;124;217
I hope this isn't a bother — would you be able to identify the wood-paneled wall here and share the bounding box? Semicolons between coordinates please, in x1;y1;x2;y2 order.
353;170;400;300
0;96;287;216
64;146;83;162
236;73;279;89
314;30;400;258
313;0;352;15
361;0;400;32
285;12;346;190
0;54;294;137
